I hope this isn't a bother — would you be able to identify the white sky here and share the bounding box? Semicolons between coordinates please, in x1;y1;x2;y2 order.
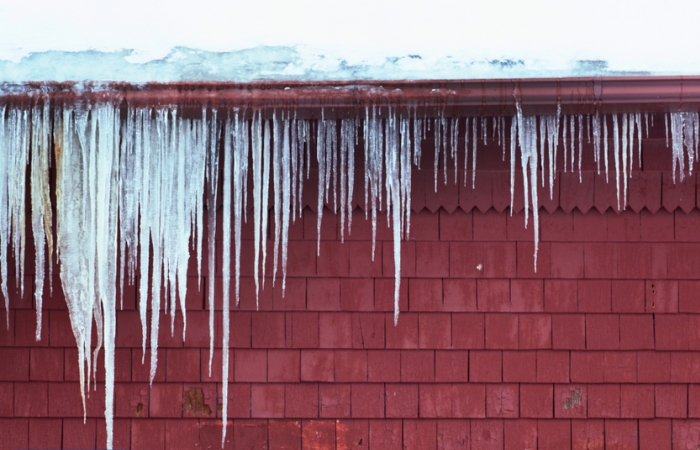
1;0;700;80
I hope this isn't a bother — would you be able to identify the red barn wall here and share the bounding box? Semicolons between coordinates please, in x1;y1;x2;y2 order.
3;118;700;449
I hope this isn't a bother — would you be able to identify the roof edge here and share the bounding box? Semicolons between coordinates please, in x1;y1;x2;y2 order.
2;76;700;118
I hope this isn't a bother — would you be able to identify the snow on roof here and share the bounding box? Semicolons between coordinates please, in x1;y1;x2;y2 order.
2;0;700;82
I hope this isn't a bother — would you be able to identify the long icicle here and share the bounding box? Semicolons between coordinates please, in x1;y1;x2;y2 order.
234;110;248;305
252;112;263;300
472;117;477;189
316;113;326;256
613;114;621;210
0;104;8;327
515;102;540;271
621;113;628;209
260;119;271;294
221;111;233;448
205;110;219;376
272;112;282;288
30;99;53;339
280;114;291;293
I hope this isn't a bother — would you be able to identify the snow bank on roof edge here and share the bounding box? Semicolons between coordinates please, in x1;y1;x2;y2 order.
0;46;683;84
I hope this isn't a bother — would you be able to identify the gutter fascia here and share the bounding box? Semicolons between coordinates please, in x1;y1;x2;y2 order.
1;76;699;117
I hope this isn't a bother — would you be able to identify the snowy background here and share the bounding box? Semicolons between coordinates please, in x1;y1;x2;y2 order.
1;0;700;82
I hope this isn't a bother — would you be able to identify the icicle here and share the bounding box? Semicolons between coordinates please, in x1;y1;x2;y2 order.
463;117;469;186
55;107;86;417
400;114;412;240
626;113;634;179
433;112;441;191
645;112;649;138
412;108;422;168
436;117;447;186
538;116;546;187
348;118;356;236
166;110;181;337
562;115;568;172
5;108;28;308
148;109;165;384
220;109;233;448
252;112;263;298
93;105;119;450
291;113;298;222
592;114;601;176
176;109;194;341
684;112;698;177
500;116;507;161
441;114;447;186
297;117;309;219
363;108;370;220
365;106;383;261
613;114;621;210
384;107;403;325
621;114;628;208
305;119;311;181
234;111;248;305
555;106;561;178
330;118;338;214
587;115;591;144
665;113;670;147
671;112;682;182
604;115;609;183
376;111;384;219
670;111;700;182
55;104;120;449
688;112;700;161
547;107;561;200
137;109;151;365
30;100;53;339
481;116;487;145
577;115;583;182
205;110;219;377
119;108;138;310
509;114;517;215
546;114;559;199
339;118;355;243
280;114;291;293
194;114;206;291
570;115;575;173
514;102;540;271
377;107;412;324
636;112;642;169
272;112;282;288
451;118;458;184
0;104;8;327
340;119;348;243
261;119;271;291
317;113;326;256
472;117;477;189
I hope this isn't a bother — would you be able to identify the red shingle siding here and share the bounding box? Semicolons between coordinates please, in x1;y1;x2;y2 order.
6;135;700;448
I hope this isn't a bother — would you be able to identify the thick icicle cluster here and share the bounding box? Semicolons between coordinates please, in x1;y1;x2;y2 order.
119;107;210;389
54;104;120;448
670;111;699;183
0;106;29;330
1;102;699;449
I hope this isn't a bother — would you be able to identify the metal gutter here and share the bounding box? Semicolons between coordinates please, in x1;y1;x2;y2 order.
2;76;700;117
